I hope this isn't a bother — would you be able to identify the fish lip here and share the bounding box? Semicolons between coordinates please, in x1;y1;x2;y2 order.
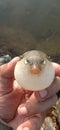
30;65;41;74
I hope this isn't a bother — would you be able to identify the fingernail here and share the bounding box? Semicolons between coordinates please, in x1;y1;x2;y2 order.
23;127;30;130
11;57;20;62
39;89;48;98
19;106;28;115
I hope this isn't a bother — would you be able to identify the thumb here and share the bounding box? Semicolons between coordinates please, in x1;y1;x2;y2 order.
0;57;20;95
0;57;20;78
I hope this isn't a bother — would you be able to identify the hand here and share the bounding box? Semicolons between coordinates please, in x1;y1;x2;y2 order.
17;63;60;129
0;58;60;130
0;57;45;130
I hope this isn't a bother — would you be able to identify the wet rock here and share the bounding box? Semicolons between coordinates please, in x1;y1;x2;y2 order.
40;117;56;130
0;54;11;65
40;99;60;130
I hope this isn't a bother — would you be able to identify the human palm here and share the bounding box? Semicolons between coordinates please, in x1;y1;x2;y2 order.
0;57;59;130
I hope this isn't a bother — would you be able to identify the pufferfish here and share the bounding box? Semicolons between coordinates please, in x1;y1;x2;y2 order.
14;50;55;91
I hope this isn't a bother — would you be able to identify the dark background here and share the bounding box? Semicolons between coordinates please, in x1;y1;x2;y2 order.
0;0;60;63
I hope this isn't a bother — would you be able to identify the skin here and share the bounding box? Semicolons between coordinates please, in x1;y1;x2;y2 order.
0;57;60;130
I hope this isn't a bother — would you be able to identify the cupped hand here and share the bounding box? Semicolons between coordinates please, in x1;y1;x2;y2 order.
0;57;24;122
0;57;45;130
0;58;60;130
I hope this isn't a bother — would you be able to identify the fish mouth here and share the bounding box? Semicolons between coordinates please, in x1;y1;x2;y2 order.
30;65;41;74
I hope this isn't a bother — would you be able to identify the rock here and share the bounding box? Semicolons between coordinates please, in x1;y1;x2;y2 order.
0;54;11;65
40;99;60;130
40;117;56;130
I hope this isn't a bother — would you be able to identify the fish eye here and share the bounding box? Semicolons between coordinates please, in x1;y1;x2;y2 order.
24;58;33;65
39;59;46;65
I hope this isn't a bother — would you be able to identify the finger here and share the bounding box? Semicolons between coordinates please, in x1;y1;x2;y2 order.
52;62;60;76
0;86;24;122
17;114;45;130
0;57;20;95
0;57;20;78
18;94;57;116
35;76;60;102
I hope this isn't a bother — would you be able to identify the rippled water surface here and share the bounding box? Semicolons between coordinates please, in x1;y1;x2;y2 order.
0;0;60;63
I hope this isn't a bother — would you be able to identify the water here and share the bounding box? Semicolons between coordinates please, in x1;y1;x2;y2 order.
0;0;60;62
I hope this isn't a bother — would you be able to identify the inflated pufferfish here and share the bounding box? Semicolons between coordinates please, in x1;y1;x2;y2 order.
14;50;55;91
